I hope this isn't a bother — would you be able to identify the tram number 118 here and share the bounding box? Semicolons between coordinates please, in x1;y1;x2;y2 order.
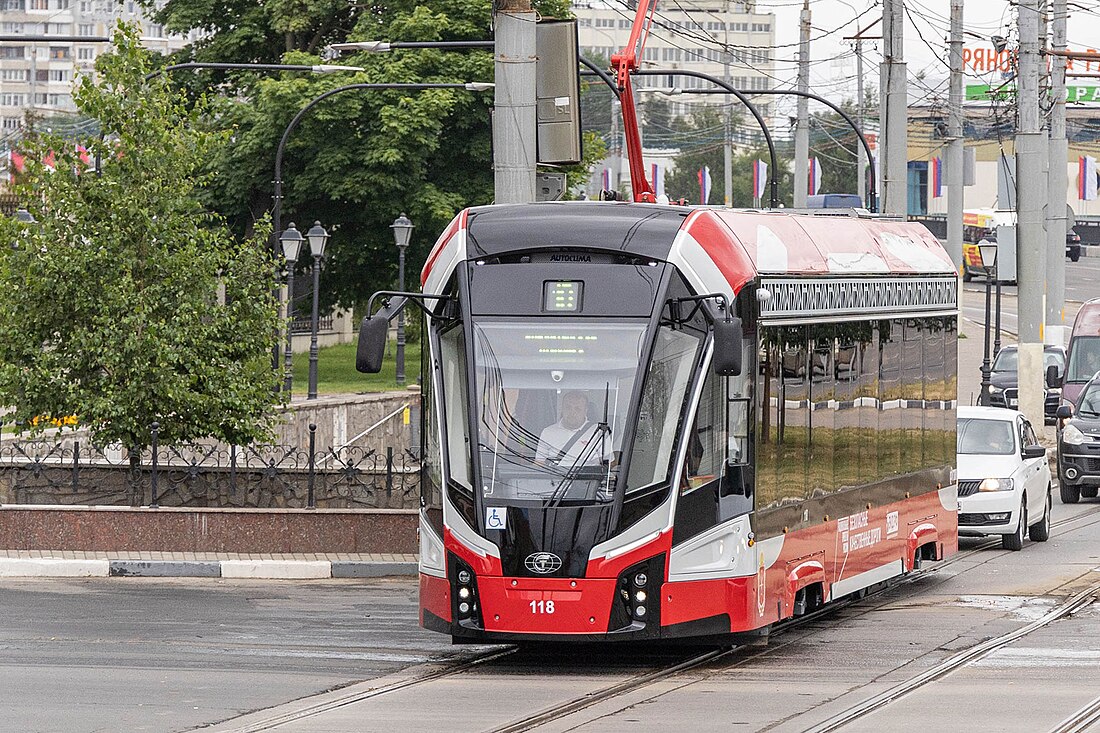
530;600;555;614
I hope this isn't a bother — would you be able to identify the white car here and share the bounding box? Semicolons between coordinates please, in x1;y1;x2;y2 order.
956;406;1052;550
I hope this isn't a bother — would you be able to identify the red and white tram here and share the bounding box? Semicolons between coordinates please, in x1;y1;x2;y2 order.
359;204;959;643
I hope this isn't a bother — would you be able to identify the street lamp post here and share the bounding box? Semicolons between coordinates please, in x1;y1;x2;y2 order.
978;242;999;406
391;213;415;386
306;222;330;400
279;222;304;396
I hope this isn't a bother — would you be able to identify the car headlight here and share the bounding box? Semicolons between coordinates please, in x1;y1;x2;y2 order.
1063;424;1086;445
989;386;1004;395
978;477;1015;492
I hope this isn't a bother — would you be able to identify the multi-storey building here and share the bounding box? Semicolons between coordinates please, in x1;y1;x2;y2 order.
0;0;193;132
573;0;777;122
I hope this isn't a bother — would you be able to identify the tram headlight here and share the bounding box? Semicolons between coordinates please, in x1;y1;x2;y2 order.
635;590;647;603
633;573;647;588
635;605;647;618
458;569;472;584
459;602;470;615
458;587;471;600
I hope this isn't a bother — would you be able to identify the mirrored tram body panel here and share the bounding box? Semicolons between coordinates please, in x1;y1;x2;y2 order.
399;203;959;644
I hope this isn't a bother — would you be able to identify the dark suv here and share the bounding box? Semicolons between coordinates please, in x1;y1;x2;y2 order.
1068;228;1082;262
1056;372;1100;503
988;344;1066;423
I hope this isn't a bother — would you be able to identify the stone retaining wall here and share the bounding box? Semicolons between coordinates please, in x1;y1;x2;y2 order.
0;505;418;554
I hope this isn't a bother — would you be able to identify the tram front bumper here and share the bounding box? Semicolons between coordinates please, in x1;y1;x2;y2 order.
476;576;619;635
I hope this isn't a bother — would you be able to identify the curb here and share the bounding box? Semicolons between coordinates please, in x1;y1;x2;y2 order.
0;558;419;579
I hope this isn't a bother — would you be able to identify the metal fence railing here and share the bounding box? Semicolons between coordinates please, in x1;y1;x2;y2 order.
0;424;420;510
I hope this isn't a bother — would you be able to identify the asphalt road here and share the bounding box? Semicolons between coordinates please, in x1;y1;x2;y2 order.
0;579;486;732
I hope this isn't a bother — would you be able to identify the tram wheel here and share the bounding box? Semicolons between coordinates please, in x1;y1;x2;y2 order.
1028;487;1051;542
1002;500;1026;551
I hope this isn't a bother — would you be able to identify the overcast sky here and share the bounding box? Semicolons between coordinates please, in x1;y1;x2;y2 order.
762;0;1098;111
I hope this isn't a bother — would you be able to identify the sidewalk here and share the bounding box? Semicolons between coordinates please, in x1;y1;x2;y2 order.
0;550;418;579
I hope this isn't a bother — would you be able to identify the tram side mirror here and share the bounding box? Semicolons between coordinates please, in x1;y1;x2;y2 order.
356;314;390;373
712;317;743;376
1046;364;1061;388
1057;404;1074;420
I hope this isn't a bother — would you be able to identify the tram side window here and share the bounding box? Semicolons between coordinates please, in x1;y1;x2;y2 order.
901;320;924;473
440;326;473;490
944;316;959;472
878;320;903;479
674;367;725;543
755;326;809;509
421;337;444;529
626;320;706;493
808;325;835;498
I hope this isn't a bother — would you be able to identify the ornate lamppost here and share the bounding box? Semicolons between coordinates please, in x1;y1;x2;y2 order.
280;222;304;396
391;213;414;386
306;221;330;400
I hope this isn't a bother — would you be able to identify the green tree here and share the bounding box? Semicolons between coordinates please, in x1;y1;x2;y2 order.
0;24;280;450
148;0;591;312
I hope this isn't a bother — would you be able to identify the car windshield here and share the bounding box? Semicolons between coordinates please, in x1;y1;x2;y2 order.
1078;383;1100;416
957;418;1016;455
471;320;649;505
1068;336;1100;382
991;349;1063;375
991;350;1017;373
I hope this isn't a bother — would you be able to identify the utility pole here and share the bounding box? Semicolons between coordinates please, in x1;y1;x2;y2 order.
724;1;733;207
856;38;866;205
880;0;907;216
1016;0;1047;428
493;0;537;204
1046;0;1068;348
794;0;811;207
845;19;881;208
946;0;964;272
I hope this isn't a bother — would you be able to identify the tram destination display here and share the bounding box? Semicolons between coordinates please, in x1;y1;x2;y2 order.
543;280;582;312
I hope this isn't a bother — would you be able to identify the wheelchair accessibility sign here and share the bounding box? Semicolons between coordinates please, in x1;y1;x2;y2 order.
486;507;507;531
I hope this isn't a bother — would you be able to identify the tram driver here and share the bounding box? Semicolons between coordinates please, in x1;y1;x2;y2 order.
535;391;613;468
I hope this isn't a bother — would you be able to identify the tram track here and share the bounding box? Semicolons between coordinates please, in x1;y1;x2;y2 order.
799;579;1100;733
212;646;518;733
1049;694;1100;733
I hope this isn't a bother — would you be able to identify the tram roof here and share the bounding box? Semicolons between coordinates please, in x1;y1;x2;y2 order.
458;202;955;277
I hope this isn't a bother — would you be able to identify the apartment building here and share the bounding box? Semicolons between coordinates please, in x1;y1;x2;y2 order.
573;0;778;123
0;0;192;132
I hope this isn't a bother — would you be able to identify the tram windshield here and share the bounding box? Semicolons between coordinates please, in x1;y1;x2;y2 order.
471;320;649;504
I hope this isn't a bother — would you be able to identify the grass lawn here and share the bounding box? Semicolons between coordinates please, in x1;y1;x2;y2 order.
291;338;421;395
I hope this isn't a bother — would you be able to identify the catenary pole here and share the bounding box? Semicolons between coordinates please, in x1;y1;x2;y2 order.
856;37;867;205
1016;0;1047;428
724;1;733;207
493;0;537;203
946;0;964;273
1046;0;1068;348
794;0;811;207
880;0;907;216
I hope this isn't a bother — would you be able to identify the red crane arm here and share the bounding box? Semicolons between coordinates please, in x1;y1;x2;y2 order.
609;0;657;203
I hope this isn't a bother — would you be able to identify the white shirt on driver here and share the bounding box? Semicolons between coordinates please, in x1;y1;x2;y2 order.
535;421;611;466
